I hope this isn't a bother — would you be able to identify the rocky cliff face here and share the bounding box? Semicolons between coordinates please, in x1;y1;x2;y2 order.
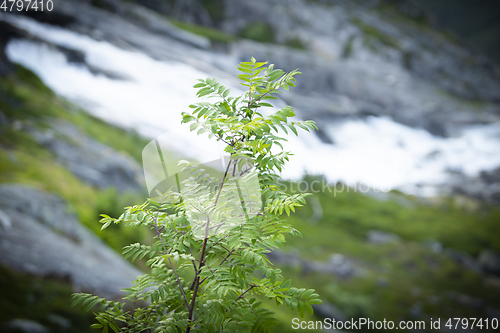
30;120;144;192
4;0;499;201
7;0;499;139
221;0;500;135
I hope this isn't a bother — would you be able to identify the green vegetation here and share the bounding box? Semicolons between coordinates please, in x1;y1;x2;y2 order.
284;37;306;50
2;61;500;333
351;17;400;50
239;22;275;44
0;65;150;253
374;1;460;46
201;0;225;23
342;36;356;58
0;265;95;333
170;20;301;50
72;59;320;332
170;19;237;44
272;179;500;328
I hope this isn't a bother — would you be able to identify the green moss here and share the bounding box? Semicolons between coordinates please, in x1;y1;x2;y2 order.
239;22;275;44
351;17;400;50
374;1;460;46
284;37;306;50
15;64;53;96
201;0;225;23
90;0;114;11
0;68;151;255
170;19;237;44
64;107;148;162
1;65;148;162
342;36;356;58
0;264;95;332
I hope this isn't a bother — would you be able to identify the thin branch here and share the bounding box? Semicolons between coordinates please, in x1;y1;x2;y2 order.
153;208;190;310
220;249;234;266
215;158;232;206
186;155;235;333
232;285;256;305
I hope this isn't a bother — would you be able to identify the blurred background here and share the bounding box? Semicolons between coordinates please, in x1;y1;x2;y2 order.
1;0;500;332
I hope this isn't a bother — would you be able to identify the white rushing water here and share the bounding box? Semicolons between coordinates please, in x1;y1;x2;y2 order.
4;14;500;196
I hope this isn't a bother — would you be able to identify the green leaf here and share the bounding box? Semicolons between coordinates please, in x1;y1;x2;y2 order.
298;301;305;317
190;123;199;132
305;302;314;316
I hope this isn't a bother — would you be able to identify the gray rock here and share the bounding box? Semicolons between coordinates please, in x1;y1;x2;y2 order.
47;314;71;329
446;291;483;308
3;0;500;202
409;301;422;318
5;319;49;333
0;184;142;297
421;240;443;253
312;302;347;322
0;20;21;76
367;230;401;244
267;249;302;267
0;110;9;127
0;208;12;230
325;254;356;278
448;168;500;206
444;249;481;273
29;120;144;192
478;250;500;276
486;307;500;321
269;249;367;279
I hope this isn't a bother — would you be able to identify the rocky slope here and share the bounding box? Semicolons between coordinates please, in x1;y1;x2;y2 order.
0;53;150;331
3;0;500;203
1;1;500;331
8;0;500;135
0;184;142;298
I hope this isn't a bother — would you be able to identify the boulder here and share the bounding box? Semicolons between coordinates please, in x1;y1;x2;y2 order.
0;184;142;298
269;249;367;279
30;120;144;192
3;319;49;333
312;302;347;322
444;249;481;273
478;250;500;276
367;230;401;244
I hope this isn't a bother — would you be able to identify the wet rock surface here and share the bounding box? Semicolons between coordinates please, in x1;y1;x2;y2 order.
448;168;500;206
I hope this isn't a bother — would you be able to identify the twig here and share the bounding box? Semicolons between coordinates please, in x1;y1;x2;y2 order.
153;208;190;310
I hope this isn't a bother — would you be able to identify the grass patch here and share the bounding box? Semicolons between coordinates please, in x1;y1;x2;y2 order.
0;66;151;254
239;22;275;44
269;181;500;326
1;65;149;161
375;1;460;46
170;19;237;44
351;17;400;50
284;37;306;50
201;0;225;23
0;264;95;332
